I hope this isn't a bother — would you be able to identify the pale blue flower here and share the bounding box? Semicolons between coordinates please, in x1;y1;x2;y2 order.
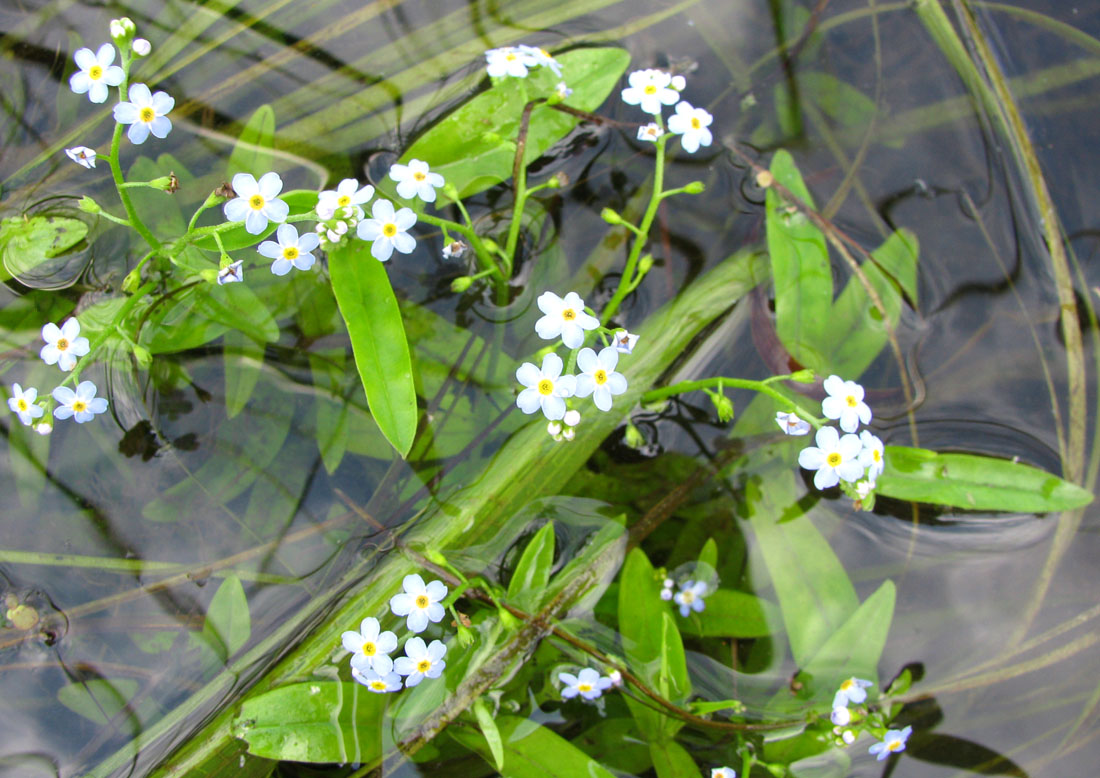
559;668;611;700
667;101;713;153
534;291;599;349
69;43;123;103
351;665;402;693
859;431;885;480
113;83;174;144
674;580;707;617
258;224;320;276
65;146;97;169
52;380;108;423
356;199;417;261
833;677;873;707
342;617;397;675
485;47;530;78
223;172;289;235
317;179;373;219
41;318;89;372
218;260;244;285
389;159;445;203
621;69;679;115
516;352;576;421
575;346;627;412
393;637;447;687
798;426;864;489
711;769;736;778
869;726;912;761
776;411;811;436
8;384;44;426
389;574;447;633
821;375;872;433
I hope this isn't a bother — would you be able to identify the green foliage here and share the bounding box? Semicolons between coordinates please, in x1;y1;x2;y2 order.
449;716;616;778
223;329;264;419
877;446;1094;512
506;521;556;612
228;105;276;178
0;214;88;283
57;678;140;725
677;589;778;639
471;699;505;772
650;738;703;778
232;682;384;763
203;575;251;661
400;48;630;202
327;242;418;457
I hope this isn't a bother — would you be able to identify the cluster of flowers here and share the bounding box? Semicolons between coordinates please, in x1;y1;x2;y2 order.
659;577;710;618
341;574;449;693
827;677;912;760
514;291;638;436
621;68;712;154
788;376;884;495
484;43;569;98
558;667;620;701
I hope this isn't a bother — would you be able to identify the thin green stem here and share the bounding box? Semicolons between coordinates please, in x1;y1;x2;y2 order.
105;62;162;254
642;375;822;428
418;212;505;280
58;281;156;390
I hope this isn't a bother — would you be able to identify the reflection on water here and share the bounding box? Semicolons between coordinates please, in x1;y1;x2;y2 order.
1;0;1099;775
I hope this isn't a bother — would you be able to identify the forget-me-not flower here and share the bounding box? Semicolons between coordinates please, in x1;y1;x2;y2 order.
821;375;872;433
393;637;447;687
869;726;912;761
798;426;864;489
674;580;707;617
621;69;679;115
69;43;123;104
559;668;612;700
859;431;885;481
224;172;289;235
342;617;398;675
8;384;44;426
534;291;599;349
357;199;417;261
52;380;108;423
575;346;627;412
65;146;97;169
258;224;320;276
352;665;403;694
389;574;447;633
667;101;713;153
41;318;90;372
516;352;576;421
113;84;174;145
389;160;445;203
776;411;811;436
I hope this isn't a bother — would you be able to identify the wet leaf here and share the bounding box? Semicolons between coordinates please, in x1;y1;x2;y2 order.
449;715;616;778
677;589;778;638
233;682;384;764
800;71;877;128
506;521;555;612
57;678;139;725
203;574;251;660
907;732;1028;776
400;48;630;202
142;278;279;354
649;738;702;778
223;329;265;419
698;537;718;571
0;214;88;283
877;446;1094;512
472;698;504;772
328;241;417;457
619;549;690;704
229;104;276;178
573;718;652;774
767;149;832;372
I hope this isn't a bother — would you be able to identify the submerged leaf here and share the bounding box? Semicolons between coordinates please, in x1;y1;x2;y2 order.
203;574;251;660
506;521;556;611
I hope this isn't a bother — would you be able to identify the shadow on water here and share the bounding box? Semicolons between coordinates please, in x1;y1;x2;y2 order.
0;0;1098;775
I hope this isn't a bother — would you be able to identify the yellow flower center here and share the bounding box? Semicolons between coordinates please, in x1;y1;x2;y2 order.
561;308;577;321
283;247;299;260
362;641;376;656
840;679;854;691
537;379;554;396
72;400;87;413
16;399;27;411
413;171;426;181
383;223;398;238
249;194;266;210
416;659;431;673
826;452;842;467
337;195;351;206
593;369;608;385
644;84;657;95
888;740;902;752
415;594;430;608
89;65;103;80
506;53;517;61
691;117;701;130
370;680;387;691
56;338;69;351
845;395;858;407
873;450;881;463
139;106;156;123
681;591;695;603
577;682;593;693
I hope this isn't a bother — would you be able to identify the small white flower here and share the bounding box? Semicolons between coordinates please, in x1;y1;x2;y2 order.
69;43;123;104
442;240;467;259
341;617;398;675
559;668;612;700
534;291;600;349
35;421;52;436
113;83;174;145
547;421;563;439
855;479;875;500
833;677;873;707
318;179;373;219
798;426;864;490
132;38;151;57
52;380;108;423
821;375;872;433
776;411;811;436
859;430;885;480
389;574;447;633
621;69;679;115
830;706;852;726
65;146;97;169
562;426;575;441
389;159;445;203
8;384;44;426
674;580;707;617
575;346;628;412
218;260;244;285
842;730;856;745
351;665;403;694
258;224;320;276
667;101;713;153
393;636;447;687
671;74;687;91
659;586;673;601
485;47;529;78
516;352;576;421
356;199;417;261
637;123;663;143
711;769;736;778
608;670;623;687
869;726;912;761
518;44;563;76
41;318;90;372
563;409;580;427
555;81;573;99
223;172;290;235
663;577;674;589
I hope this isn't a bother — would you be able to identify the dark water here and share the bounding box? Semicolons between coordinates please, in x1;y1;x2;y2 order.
1;0;1099;776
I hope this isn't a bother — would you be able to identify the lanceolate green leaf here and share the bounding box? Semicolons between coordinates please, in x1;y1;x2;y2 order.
400;48;630;202
449;716;616;778
228;104;276;178
203;574;251;660
877;446;1094;512
223;329;265;419
472;699;505;772
327;243;418;457
677;589;778;639
506;521;555;611
649;738;703;778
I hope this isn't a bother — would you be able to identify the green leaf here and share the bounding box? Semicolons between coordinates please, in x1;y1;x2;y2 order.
57;678;139;725
128;156;186;238
141;278;279;354
233;682;384;764
401;48;630;202
649;738;703;778
328;242;418;457
746;461;858;666
766;150;832;372
506;522;555;611
698;537;718;571
228;105;276;178
223;329;265;419
472;699;504;772
800;72;877;128
449;716;616;778
677;589;778;638
877;446;1094;512
203;574;251;660
800;580;895;704
0;214;88;281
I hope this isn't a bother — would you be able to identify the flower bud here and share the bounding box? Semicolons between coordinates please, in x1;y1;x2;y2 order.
498;607;521;631
78;196;101;214
122;268;142;294
201;269;220;283
623;422;645;450
683;180;705;194
600;207;624;225
711;392;734;423
563;409;580;427
547;173;568;189
547;421;563;438
755;169;774;189
110;18;136;45
637;254;655;275
562;426;575;441
455;624;476;648
35;422;52;436
132;38;151;57
150;176;175;192
671;74;686;91
842;730;856;745
789;369;815;383
132;345;152;370
450;276;474;293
